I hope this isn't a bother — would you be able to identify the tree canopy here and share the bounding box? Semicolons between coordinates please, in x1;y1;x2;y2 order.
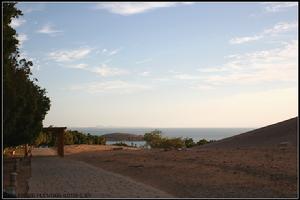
3;3;51;147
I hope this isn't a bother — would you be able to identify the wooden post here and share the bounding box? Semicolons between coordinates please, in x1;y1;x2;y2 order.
56;129;65;157
25;144;28;157
57;130;64;157
42;127;66;157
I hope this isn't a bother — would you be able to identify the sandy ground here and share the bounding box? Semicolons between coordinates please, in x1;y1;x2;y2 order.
66;145;298;198
27;146;172;198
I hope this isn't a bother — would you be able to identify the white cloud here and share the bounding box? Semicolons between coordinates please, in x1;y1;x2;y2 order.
263;21;298;35
175;40;297;89
202;40;298;85
140;71;150;76
190;85;214;90
135;58;152;64
19;51;41;71
229;35;263;44
262;2;298;12
197;67;228;73
16;33;28;47
94;2;194;15
10;18;26;28
37;24;63;36
230;21;297;44
174;74;201;80
48;47;93;62
91;64;128;77
67;63;88;69
69;80;152;94
100;48;122;56
20;3;46;13
107;48;122;56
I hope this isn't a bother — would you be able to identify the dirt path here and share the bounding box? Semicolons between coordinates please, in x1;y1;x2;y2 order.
27;156;173;198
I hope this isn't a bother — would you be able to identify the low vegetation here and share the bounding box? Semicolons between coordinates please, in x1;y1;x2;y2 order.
144;130;216;149
34;130;106;147
101;133;144;141
112;142;130;147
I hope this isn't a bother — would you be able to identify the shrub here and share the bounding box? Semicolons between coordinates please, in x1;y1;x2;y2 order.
184;137;196;148
144;130;185;149
197;139;209;146
160;137;185;149
112;142;129;147
144;130;163;148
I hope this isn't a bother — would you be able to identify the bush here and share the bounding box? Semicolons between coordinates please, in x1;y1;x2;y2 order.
33;130;106;146
144;130;185;149
197;139;216;146
144;130;163;148
197;139;210;146
184;137;196;148
112;142;129;147
160;137;185;149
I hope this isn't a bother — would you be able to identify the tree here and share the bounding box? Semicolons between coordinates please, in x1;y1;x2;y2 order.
184;137;196;148
197;139;209;146
144;130;163;148
64;131;74;145
3;3;51;147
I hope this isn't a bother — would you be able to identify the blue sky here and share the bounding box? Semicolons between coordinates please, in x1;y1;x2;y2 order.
12;2;298;128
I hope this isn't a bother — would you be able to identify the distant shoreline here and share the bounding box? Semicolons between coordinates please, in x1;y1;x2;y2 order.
69;127;254;141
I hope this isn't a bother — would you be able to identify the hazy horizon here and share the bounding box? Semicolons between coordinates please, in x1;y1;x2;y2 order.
14;2;298;128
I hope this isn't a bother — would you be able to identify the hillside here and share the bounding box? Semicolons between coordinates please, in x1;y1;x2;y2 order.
101;133;144;141
199;117;298;149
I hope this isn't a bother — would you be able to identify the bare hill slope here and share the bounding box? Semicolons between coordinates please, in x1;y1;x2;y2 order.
200;117;298;149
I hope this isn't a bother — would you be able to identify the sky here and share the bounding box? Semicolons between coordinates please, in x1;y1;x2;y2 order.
11;2;298;128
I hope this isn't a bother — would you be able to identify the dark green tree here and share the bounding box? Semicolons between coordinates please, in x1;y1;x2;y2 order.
197;139;209;146
3;3;51;147
184;137;196;148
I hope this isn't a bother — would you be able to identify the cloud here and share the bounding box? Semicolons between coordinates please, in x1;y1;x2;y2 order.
229;35;263;44
67;63;88;69
197;66;228;73
140;71;150;76
19;51;41;71
174;40;297;89
37;24;63;36
94;2;194;15
99;48;122;56
91;64;128;77
190;85;214;90
135;58;153;64
230;21;298;44
48;47;93;62
174;74;201;80
262;2;298;12
10;18;26;28
19;3;46;13
16;33;28;47
263;21;298;35
201;40;298;85
107;48;122;56
69;80;152;94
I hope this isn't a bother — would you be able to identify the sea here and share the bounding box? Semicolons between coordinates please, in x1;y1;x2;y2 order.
69;127;255;148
